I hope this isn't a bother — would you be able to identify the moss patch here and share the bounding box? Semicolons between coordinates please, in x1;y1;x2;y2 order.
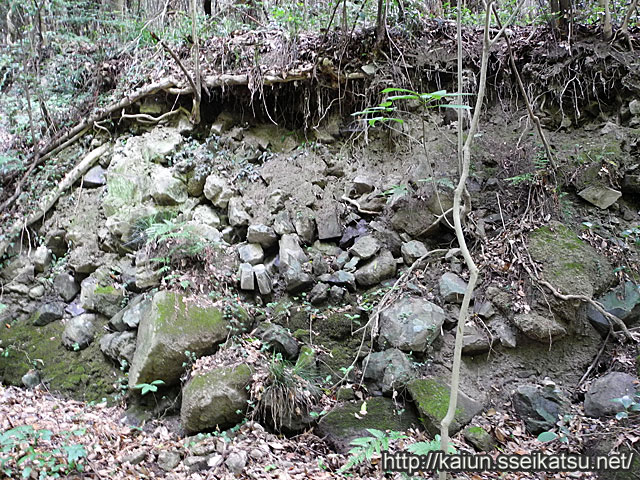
529;221;614;304
407;378;460;422
0;318;119;403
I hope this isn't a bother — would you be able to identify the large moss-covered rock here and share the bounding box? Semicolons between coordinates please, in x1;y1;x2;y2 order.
315;397;419;453
407;377;483;436
180;364;252;434
128;291;247;388
529;222;614;322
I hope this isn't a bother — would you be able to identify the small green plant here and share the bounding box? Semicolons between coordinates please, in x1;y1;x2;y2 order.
338;429;407;474
256;352;318;432
620;226;640;246
132;379;165;396
612;393;640;420
537;414;574;444
0;425;87;478
182;350;198;368
353;88;469;127
407;434;456;455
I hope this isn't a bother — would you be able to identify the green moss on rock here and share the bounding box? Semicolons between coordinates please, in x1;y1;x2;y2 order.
0;317;119;403
128;291;249;388
315;397;419;453
529;221;614;321
407;378;483;436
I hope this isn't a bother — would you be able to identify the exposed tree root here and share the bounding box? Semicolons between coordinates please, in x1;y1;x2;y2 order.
538;278;636;342
0;67;367;223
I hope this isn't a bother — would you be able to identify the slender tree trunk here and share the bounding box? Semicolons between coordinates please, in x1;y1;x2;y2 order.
620;0;638;50
375;0;387;46
439;0;524;473
191;0;201;124
601;0;613;40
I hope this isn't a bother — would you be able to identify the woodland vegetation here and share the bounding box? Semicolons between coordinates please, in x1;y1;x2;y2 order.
0;0;639;479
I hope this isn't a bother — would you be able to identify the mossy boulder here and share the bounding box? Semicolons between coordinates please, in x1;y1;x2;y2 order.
315;397;419;453
0;315;118;402
128;291;249;388
180;363;252;434
529;221;614;322
407;377;483;436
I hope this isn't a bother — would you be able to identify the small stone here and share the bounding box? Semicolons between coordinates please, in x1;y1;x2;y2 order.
157;450;181;471
249;448;265;460
45;230;68;257
318;271;356;291
228;197;251;227
316;206;343;240
225;450;247;475
349;235;380;260
362;348;415;394
512;312;567;342
33;302;65;326
253;264;272;295
238;243;264;265
463;426;495;452
203;175;234;208
207;454;224;468
268;189;287;213
33;246;53;273
191;205;221;228
28;285;45;299
62;314;96;350
100;331;137;365
512;383;569;434
309;282;330;304
439;272;468;303
329;286;345;302
82;165;107;187
259;323;300;359
283;263;314;293
239;263;255;290
629;99;640;116
335;251;349;269
294;211;316;244
401;240;428;265
184;455;208;472
343;256;359;272
578;185;622;210
354;250;397;287
474;300;496;319
151;168;187;205
54;273;80;302
312;254;330;276
273;210;295;235
247;224;278;247
352;176;375;195
221;226;234;243
121;448;148;465
21;369;41;388
584;372;638;417
462;328;491;355
336;387;355;401
210;112;235;134
278;234;308;270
